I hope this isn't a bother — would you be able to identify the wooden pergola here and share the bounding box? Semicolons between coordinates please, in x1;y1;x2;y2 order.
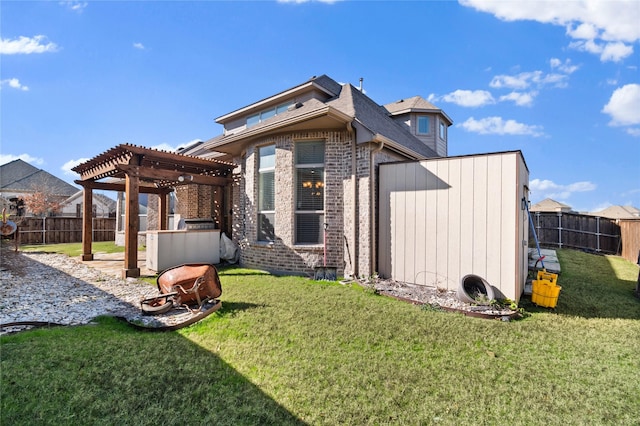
72;144;234;278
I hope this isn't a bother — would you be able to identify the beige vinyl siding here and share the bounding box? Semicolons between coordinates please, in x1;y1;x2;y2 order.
378;151;529;302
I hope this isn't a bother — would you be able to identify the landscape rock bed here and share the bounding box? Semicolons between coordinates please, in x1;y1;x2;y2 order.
0;246;211;335
363;278;520;319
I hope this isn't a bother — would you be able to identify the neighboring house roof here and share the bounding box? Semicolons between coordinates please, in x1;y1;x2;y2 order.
196;75;441;160
0;159;78;196
62;190;117;213
590;205;640;219
530;198;573;212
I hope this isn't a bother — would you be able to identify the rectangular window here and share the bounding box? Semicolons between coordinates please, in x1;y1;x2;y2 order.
295;140;325;244
439;121;446;140
247;113;260;128
261;107;276;121
276;102;292;114
258;145;276;242
246;102;295;128
417;116;430;135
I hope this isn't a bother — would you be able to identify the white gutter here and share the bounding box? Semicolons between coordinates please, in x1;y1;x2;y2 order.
372;133;425;160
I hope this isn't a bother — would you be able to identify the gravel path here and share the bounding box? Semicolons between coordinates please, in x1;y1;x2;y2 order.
0;247;207;334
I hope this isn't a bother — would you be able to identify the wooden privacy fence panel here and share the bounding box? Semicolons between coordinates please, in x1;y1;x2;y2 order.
530;212;621;254
16;217;115;245
619;219;640;264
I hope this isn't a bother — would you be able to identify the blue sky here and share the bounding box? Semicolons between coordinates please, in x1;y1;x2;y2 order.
1;0;639;212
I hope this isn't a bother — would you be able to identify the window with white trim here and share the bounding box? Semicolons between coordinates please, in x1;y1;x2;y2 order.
417;116;430;135
295;140;325;244
257;145;275;242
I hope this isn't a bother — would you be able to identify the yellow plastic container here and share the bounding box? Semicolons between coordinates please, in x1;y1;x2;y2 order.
536;270;558;286
531;279;561;308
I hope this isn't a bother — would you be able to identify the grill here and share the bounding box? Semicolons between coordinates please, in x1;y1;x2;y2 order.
183;218;217;230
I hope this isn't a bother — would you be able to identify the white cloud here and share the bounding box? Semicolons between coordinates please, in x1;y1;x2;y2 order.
150;140;200;152
530;178;596;201
458;116;545;136
0;78;29;91
626;128;640;137
0;153;44;166
133;42;145;50
438;90;495;107
499;91;537;107
549;58;579;74
602;84;640;126
0;35;59;55
59;1;88;12
570;39;634;62
61;158;89;176
460;0;639;62
490;70;569;90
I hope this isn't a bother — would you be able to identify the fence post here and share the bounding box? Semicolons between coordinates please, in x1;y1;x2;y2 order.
596;216;601;253
557;212;563;248
43;216;46;245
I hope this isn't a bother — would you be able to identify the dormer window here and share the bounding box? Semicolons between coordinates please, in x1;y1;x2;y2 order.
247;102;295;128
439;121;447;140
417;116;430;135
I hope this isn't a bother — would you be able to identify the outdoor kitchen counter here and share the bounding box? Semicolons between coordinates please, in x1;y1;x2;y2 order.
146;229;220;272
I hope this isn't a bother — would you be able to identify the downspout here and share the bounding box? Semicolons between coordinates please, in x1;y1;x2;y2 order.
347;121;358;278
370;138;384;276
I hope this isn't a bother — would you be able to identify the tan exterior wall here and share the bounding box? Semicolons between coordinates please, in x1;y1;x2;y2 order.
378;152;529;302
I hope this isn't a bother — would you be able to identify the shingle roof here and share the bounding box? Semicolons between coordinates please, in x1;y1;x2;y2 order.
384;95;453;125
590;205;640;219
529;198;573;212
202;75;440;159
328;84;438;158
384;96;440;113
0;159;78;196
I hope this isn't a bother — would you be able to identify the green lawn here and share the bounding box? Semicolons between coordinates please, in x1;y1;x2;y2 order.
2;248;639;425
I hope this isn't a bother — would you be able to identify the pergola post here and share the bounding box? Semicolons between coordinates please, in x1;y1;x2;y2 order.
123;162;140;278
81;185;93;261
159;191;169;230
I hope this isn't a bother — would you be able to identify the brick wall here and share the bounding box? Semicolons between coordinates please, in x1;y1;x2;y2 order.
235;131;349;276
175;184;212;219
171;131;408;278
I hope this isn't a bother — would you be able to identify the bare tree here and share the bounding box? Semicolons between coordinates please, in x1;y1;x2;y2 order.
22;178;65;217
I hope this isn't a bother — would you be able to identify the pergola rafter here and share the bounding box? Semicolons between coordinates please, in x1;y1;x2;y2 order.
72;143;233;278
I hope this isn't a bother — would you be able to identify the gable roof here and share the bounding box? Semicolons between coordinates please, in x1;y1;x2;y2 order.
530;198;573;212
63;190;117;212
0;159;78;196
590;205;640;219
200;75;440;159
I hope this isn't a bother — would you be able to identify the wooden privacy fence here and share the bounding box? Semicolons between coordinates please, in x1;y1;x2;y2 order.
14;217;116;245
530;212;621;254
619;219;640;264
